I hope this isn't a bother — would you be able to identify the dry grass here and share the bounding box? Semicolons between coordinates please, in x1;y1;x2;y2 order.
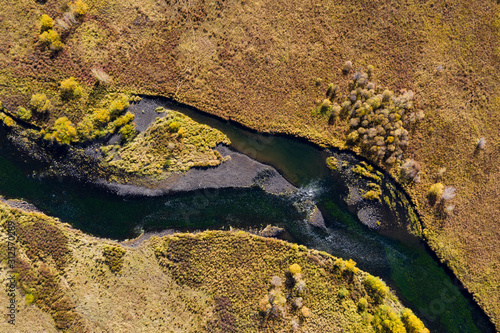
0;0;499;328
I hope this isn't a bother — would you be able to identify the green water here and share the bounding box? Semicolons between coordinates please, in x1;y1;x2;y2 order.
0;97;495;332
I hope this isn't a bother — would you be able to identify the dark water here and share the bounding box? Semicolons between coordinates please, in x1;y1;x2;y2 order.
0;97;495;333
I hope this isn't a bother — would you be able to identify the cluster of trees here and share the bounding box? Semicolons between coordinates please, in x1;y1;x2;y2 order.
317;64;424;165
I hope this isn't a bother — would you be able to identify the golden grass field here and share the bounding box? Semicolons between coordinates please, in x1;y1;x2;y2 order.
0;0;499;330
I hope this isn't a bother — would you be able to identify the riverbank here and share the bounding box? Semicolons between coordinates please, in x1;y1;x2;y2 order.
0;201;429;333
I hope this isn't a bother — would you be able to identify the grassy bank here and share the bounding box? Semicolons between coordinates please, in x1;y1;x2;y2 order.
0;202;428;332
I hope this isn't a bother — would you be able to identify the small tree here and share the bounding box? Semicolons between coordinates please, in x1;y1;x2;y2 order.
39;29;64;51
68;0;89;17
16;107;32;121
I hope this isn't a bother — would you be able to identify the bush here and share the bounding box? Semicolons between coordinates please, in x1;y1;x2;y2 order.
30;93;52;113
109;95;130;116
119;124;136;143
60;77;83;99
337;286;349;298
44;117;77;145
102;245;126;273
40;14;54;32
401;308;430;333
92;108;111;125
91;68;111;84
68;0;89;17
373;305;406;333
168;121;181;133
428;183;444;199
357;297;368;311
39;29;64;51
363;275;389;303
289;264;301;275
16;107;32;121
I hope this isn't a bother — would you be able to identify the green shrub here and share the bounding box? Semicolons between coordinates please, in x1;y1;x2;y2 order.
358;297;368;311
109;95;130;116
338;286;349;298
103;245;126;273
119;124;136;143
30;93;52;113
60;77;82;99
16;107;32;121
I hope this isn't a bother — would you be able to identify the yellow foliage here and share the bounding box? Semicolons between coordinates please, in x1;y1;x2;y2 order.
401;309;430;333
373;305;406;333
45;117;77;145
289;264;301;275
345;259;359;274
68;0;89;16
363;275;389;303
40;14;54;32
300;306;310;318
92;108;111;125
428;183;444;198
60;77;83;99
30;93;52;113
109;95;130;116
3;115;15;127
39;29;64;51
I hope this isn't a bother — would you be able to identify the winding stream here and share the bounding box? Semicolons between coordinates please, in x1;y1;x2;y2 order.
0;97;495;333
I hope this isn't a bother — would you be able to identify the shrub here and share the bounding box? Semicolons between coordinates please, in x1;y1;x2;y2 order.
337;286;349;298
289;264;301;275
2;115;15;127
60;77;82;99
44;117;77;145
358;297;368;311
441;186;456;201
109;95;130;116
373;305;406;333
270;276;282;287
400;159;421;182
30;93;52;113
91;68;111;84
300;306;310;318
39;29;64;51
428;183;444;199
68;0;89;17
363;275;389;303
401;308;430;333
16;107;32;121
103;245;126;273
112;112;134;128
92;108;111;125
168;121;181;133
342;60;353;74
477;137;486;150
119;124;136;143
40;14;54;32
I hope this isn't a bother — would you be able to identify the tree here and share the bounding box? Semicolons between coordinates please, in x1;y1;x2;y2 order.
45;117;77;145
60;77;83;99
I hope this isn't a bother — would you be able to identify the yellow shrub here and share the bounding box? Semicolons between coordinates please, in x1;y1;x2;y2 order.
40;14;54;32
428;183;444;199
113;112;134;128
363;275;389;303
401;309;430;333
68;0;89;17
289;264;301;275
3;115;15;127
45;117;77;145
92;108;111;125
60;77;82;99
30;93;52;113
39;29;64;51
17;107;32;121
109;95;130;116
